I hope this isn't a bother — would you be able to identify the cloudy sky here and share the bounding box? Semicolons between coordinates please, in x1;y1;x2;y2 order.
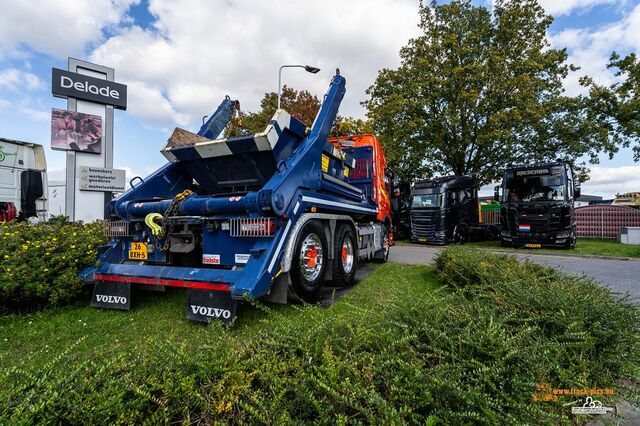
0;0;639;198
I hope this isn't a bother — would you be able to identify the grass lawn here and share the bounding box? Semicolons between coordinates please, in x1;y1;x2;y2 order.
1;253;637;423
0;263;440;372
466;238;640;258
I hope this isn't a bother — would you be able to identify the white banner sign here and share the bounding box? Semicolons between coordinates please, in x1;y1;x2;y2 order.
78;166;126;192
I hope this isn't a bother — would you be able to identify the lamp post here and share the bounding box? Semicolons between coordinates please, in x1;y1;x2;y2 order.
277;64;321;110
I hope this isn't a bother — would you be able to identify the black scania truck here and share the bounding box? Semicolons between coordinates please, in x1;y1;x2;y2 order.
410;176;494;244
495;160;580;249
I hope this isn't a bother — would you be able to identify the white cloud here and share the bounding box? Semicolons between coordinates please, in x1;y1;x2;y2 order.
549;4;640;95
89;0;420;125
0;0;139;58
0;97;10;109
0;67;45;91
17;105;49;122
539;0;618;17
582;166;640;197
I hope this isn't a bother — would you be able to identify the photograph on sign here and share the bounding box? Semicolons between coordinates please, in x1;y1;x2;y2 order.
51;108;102;154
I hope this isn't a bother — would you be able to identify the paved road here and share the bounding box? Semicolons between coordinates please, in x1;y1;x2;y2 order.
389;244;640;301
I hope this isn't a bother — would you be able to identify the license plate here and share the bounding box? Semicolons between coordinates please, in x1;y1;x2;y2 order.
526;243;541;248
418;238;427;242
128;242;148;260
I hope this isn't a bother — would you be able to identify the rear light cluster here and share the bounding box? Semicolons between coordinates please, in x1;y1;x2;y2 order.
230;218;276;237
105;220;131;237
0;202;17;222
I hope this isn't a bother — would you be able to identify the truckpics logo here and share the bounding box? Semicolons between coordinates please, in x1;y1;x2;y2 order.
190;305;232;319
95;294;127;304
0;145;17;163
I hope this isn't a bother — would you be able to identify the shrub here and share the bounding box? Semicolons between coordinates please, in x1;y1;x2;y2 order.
436;246;640;395
0;217;106;313
0;252;638;424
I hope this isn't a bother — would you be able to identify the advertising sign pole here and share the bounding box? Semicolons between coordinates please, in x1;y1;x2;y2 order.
63;58;115;221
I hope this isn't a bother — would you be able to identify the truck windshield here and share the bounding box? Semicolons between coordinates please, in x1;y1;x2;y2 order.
411;194;442;208
505;176;565;202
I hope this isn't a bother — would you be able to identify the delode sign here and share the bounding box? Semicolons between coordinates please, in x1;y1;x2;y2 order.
52;68;127;110
78;166;126;192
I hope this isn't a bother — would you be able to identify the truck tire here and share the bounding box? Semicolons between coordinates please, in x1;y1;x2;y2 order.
332;224;357;287
453;225;468;245
373;227;390;263
291;220;327;302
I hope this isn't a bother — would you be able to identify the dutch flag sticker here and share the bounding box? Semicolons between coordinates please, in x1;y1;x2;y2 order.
519;224;531;233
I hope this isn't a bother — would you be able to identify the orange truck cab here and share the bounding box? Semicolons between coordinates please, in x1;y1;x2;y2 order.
329;134;394;245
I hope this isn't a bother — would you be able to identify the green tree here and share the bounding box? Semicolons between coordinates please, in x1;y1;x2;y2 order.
365;0;607;184
581;52;640;161
330;116;374;137
226;86;321;136
226;86;371;138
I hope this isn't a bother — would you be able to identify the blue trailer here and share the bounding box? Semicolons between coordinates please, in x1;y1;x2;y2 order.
81;71;393;323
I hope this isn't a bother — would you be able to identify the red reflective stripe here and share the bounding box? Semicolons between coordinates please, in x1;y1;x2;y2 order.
95;274;230;292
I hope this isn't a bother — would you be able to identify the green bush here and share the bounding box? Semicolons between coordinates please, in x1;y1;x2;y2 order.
436;247;640;394
0;217;106;313
0;252;638;424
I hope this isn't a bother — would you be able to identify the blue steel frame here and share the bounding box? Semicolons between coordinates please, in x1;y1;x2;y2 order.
83;72;379;300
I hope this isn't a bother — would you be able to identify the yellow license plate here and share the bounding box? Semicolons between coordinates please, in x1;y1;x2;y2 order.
129;242;148;260
526;243;541;248
418;238;427;242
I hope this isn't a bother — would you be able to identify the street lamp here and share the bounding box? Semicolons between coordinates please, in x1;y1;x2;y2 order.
277;64;321;110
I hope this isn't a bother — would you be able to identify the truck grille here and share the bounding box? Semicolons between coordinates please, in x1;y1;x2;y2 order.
104;220;131;237
410;210;438;237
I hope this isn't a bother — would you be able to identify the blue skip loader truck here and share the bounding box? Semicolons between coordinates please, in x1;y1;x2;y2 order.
81;71;393;323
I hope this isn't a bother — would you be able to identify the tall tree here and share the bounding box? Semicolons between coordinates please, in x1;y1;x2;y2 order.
226;85;372;138
225;86;320;136
581;52;640;161
365;0;607;184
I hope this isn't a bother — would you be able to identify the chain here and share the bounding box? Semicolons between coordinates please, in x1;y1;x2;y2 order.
160;189;193;251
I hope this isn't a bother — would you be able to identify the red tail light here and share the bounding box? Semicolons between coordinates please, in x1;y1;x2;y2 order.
0;202;17;222
230;218;276;237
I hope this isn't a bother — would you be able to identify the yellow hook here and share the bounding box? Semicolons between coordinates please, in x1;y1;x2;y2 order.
144;213;163;236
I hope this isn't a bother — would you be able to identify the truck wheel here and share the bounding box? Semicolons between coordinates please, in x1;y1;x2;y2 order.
373;228;390;263
332;224;357;287
394;225;408;241
454;225;468;245
291;220;327;302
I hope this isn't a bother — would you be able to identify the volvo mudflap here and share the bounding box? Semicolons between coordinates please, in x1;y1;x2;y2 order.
81;70;394;323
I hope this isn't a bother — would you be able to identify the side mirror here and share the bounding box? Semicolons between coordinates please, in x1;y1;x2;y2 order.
493;185;500;202
574;182;581;199
20;170;44;219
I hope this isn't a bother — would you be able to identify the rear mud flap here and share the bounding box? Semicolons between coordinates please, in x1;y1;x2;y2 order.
186;289;237;324
91;281;131;310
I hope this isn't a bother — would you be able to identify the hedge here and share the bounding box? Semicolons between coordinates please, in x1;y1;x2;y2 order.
0;216;106;313
1;249;638;423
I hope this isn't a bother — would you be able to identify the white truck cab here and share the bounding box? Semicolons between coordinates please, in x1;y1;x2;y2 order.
0;137;48;222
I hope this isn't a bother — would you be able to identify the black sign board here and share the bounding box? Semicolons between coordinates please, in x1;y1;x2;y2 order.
91;281;131;310
185;289;237;324
52;68;127;110
516;168;550;177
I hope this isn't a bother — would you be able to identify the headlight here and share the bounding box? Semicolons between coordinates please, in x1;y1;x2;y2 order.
556;231;570;239
501;230;510;237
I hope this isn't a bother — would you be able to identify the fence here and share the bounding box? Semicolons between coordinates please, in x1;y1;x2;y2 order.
575;205;640;239
480;210;501;224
